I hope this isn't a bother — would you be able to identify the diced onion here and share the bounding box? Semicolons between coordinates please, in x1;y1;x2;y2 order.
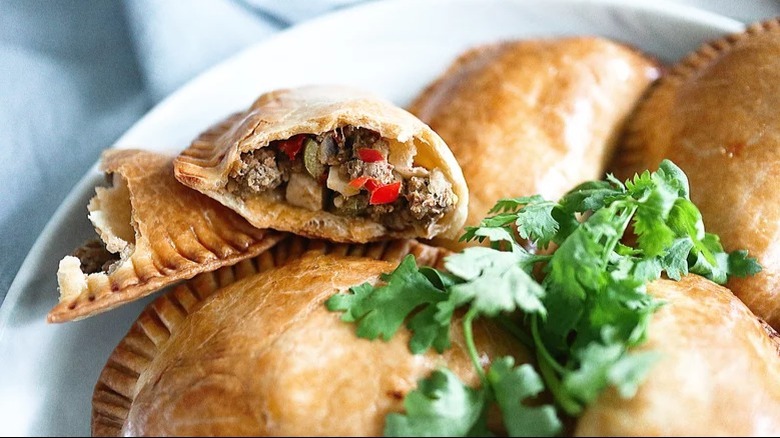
327;168;361;197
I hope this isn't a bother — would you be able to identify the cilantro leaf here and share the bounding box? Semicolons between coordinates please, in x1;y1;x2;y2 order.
513;199;559;246
542;208;620;343
326;282;373;323
564;343;659;405
384;369;487;437
728;250;762;278
325;255;449;351
656;159;690;199
466;196;561;248
559;180;624;214
632;257;662;283
419;266;462;289
667;198;705;241
488;357;562;437
445;248;546;318
606;350;661;398
461;212;517;244
576;275;658;350
489;195;545;214
660;238;694;281
689;233;730;284
563;343;623;404
463;226;518;249
550;206;579;245
631;176;678;257
407;305;452;354
633;212;675;258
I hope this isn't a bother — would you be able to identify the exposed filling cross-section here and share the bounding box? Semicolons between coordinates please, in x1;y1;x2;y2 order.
227;126;455;231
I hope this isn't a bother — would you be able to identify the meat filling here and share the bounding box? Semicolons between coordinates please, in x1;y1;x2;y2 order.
72;239;121;274
228;126;456;230
408;172;455;224
229;148;288;193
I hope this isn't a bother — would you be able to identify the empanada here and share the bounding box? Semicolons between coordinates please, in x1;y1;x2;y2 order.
174;86;468;243
576;275;780;436
408;37;659;247
614;19;780;328
92;239;521;436
49;149;283;323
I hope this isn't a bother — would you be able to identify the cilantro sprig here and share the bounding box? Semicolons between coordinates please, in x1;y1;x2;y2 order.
326;160;760;436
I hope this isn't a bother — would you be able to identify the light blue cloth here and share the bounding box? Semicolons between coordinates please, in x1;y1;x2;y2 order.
0;0;776;304
0;0;364;303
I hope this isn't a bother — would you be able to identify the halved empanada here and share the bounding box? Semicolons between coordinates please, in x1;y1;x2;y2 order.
174;85;468;243
614;19;780;328
576;275;780;435
48;149;284;323
91;238;521;436
408;37;659;248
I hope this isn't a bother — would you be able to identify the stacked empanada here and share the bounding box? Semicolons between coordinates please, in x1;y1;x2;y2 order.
92;242;523;436
409;37;660;248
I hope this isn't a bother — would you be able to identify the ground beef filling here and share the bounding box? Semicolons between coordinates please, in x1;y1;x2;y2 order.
72;239;120;274
229;148;288;193
227;126;456;230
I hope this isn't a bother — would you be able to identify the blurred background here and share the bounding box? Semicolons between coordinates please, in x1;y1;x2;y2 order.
1;0;778;304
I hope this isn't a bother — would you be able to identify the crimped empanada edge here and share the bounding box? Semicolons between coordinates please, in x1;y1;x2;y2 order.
48;149;287;323
48;231;285;323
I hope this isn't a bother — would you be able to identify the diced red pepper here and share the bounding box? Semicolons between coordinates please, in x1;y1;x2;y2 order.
348;176;401;204
364;178;380;192
349;176;381;192
357;148;385;163
369;181;402;205
348;176;371;189
277;134;306;160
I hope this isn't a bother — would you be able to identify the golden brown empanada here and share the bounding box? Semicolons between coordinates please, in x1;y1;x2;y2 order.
409;37;659;248
576;275;780;436
614;19;780;328
174;85;468;243
92;240;522;436
49;149;284;323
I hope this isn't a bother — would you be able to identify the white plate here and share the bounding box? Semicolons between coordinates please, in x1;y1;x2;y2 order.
0;0;742;435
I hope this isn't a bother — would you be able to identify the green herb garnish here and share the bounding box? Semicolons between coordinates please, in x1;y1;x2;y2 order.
326;160;760;436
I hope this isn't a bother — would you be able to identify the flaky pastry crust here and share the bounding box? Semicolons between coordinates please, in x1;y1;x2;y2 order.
49;150;283;323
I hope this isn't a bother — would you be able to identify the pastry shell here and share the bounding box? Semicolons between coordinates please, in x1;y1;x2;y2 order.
91;236;519;436
408;37;659;248
576;275;780;436
49;150;284;323
174;85;469;243
614;18;780;328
